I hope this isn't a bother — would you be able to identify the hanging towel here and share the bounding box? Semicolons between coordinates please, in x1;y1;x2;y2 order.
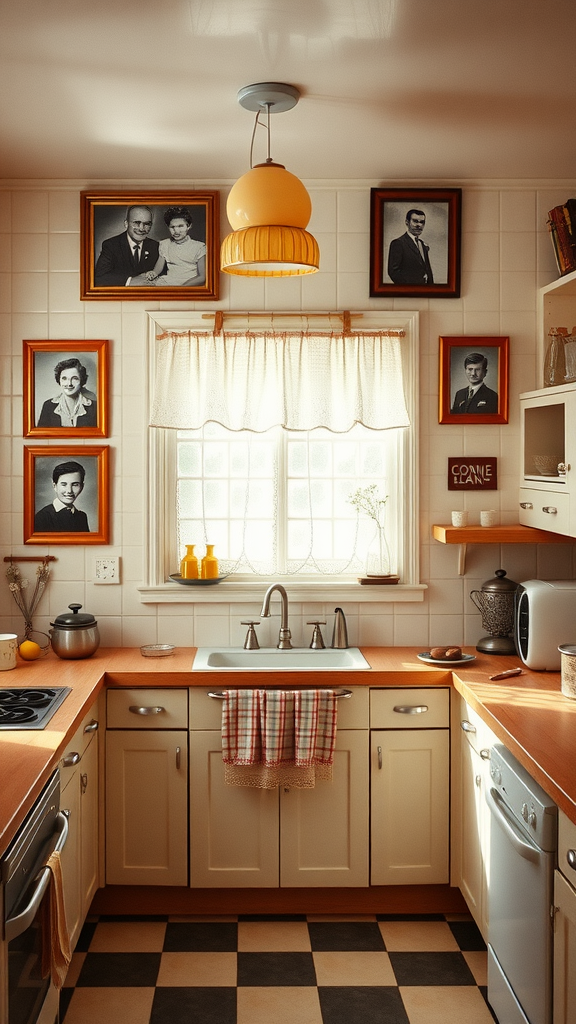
41;849;72;988
222;689;338;788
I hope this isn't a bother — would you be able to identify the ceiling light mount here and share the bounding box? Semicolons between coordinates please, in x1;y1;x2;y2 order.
237;82;300;114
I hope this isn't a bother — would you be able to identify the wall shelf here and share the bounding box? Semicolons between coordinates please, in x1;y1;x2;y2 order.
432;524;576;575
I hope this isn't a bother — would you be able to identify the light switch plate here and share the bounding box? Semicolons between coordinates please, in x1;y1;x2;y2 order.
94;556;120;584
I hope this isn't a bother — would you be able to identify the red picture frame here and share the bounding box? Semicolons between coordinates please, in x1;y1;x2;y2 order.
439;336;509;425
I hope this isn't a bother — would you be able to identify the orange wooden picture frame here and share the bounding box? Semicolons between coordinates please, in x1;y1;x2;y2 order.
24;445;110;545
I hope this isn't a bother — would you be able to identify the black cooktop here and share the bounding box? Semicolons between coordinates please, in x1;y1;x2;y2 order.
0;687;71;729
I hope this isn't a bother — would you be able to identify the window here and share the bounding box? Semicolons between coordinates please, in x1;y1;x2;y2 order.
142;311;421;602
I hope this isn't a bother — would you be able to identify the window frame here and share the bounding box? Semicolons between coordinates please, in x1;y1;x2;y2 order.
140;310;424;605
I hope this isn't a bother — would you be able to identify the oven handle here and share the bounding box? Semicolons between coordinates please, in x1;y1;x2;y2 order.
486;786;540;864
5;810;69;942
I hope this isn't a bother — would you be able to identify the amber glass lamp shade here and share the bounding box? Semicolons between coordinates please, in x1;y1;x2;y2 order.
221;162;320;277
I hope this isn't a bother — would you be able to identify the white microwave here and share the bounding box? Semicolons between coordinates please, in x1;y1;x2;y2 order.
515;579;576;670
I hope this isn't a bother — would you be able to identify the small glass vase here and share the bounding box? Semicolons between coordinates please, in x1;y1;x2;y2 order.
201;544;219;579
366;522;391;577
180;544;199;579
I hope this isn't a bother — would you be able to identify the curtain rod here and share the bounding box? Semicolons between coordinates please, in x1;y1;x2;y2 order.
202;310;361;335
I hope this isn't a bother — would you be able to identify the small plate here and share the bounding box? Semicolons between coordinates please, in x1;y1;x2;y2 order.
169;573;230;586
417;651;476;666
140;644;176;658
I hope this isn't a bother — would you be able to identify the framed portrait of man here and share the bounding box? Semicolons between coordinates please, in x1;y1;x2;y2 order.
24;445;110;545
81;191;220;301
370;188;461;298
23;340;108;438
439;336;510;425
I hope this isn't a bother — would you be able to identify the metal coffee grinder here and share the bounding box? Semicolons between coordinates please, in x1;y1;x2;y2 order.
470;569;519;654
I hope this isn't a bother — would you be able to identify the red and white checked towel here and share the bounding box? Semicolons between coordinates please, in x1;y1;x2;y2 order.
222;689;338;788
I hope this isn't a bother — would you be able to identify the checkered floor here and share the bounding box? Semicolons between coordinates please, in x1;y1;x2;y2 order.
60;913;498;1024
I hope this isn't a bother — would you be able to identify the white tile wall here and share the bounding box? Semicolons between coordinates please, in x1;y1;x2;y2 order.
1;180;576;650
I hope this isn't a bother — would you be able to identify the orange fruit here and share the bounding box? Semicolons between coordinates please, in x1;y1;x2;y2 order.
18;640;42;660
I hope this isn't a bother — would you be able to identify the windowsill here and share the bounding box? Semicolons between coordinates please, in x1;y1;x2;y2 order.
138;581;427;604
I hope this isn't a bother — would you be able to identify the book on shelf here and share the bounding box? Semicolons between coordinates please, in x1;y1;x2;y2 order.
547;201;576;276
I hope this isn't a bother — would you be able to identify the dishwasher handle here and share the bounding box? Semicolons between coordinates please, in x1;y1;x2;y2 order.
486;786;541;864
5;810;69;942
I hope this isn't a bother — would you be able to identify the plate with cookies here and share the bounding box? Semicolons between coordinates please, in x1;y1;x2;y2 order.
417;646;475;665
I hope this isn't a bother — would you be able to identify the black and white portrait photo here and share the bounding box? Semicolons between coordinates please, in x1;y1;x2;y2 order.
24;446;110;545
24;340;108;438
439;336;509;425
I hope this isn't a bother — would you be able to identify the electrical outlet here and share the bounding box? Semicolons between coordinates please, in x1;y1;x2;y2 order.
94;557;120;584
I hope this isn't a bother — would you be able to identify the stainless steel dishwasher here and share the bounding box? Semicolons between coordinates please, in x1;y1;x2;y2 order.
486;744;558;1024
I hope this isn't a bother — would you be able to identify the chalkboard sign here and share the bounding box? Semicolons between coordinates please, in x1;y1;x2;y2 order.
448;457;497;490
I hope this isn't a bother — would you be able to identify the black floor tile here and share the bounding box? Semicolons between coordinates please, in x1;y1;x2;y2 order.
163;921;238;952
238;913;307;921
150;986;236;1024
389;950;477;986
376;912;445;921
448;918;487;951
73;919;98;952
237;951;317;987
58;987;74;1021
308;921;386;951
76;952;161;987
99;914;169;922
319;986;410;1024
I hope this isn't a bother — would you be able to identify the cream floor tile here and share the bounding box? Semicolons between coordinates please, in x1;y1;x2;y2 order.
238;920;311;951
313;950;396;986
237;986;323;1024
89;921;166;952
379;920;459;951
464;950;488;986
167;914;238;922
62;952;86;988
400;985;495;1024
62;987;155;1024
156;951;237;986
306;914;377;922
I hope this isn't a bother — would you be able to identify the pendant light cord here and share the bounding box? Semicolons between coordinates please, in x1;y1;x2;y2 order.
249;104;273;169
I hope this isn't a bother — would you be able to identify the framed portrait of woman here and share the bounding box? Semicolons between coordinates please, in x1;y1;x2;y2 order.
24;445;110;545
23;340;108;438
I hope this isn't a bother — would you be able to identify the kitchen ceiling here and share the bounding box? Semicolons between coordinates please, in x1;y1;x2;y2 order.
1;0;576;182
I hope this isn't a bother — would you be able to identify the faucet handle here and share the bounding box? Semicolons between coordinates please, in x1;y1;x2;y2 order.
241;621;260;650
307;621;326;649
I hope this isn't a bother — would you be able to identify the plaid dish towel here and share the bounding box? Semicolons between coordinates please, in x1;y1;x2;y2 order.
222;689;338;788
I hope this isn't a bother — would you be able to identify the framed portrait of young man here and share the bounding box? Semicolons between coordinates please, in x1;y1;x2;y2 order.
24;445;110;545
370;188;462;298
81;191;220;301
23;340;108;438
439;336;510;425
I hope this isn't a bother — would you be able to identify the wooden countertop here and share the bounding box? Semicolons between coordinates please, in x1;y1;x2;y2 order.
0;646;574;859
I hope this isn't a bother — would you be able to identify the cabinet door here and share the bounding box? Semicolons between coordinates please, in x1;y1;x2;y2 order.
106;730;188;885
371;729;449;885
459;734;489;938
60;764;82;949
80;731;99;919
189;731;279;888
280;730;369;888
554;871;576;1024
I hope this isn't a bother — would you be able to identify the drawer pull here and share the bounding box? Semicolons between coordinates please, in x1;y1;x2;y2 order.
129;706;165;715
519;502;533;509
176;746;181;770
84;720;99;733
542;506;557;514
461;720;476;733
567;849;576;871
61;751;81;768
480;748;491;760
377;745;382;770
393;705;428;715
80;773;88;794
558;463;570;475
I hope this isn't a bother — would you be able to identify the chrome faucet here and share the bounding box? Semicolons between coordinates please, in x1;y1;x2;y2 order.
260;583;293;649
331;607;349;649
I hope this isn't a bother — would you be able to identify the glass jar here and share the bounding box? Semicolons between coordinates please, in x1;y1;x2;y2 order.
366;523;391;577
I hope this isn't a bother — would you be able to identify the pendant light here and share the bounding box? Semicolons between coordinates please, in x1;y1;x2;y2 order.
221;82;320;277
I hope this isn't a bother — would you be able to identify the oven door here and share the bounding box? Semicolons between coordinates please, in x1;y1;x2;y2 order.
4;810;69;1024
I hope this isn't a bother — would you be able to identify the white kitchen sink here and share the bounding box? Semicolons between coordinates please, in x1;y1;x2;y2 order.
192;647;371;671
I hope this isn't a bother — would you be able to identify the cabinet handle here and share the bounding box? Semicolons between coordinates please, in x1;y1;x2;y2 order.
84;720;98;733
80;772;88;794
61;751;81;768
475;774;482;787
542;506;558;514
129;706;165;715
567;849;576;872
519;502;533;509
377;745;382;770
480;748;491;760
461;720;476;733
393;705;428;715
558;463;570;475
176;746;181;770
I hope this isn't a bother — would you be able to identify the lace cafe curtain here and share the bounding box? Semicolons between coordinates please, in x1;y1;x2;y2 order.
149;329;410;577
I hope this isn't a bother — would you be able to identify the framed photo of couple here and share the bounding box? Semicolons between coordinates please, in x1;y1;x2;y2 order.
80;191;220;301
370;187;462;298
23;339;108;438
24;445;110;545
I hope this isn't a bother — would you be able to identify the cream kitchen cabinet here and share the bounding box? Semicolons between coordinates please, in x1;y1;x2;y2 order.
105;689;188;886
370;688;450;885
452;695;497;942
59;697;101;950
554;809;576;1024
188;687;369;888
519;383;576;536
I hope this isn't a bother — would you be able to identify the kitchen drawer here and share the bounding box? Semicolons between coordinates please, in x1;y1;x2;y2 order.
459;698;497;756
107;688;188;729
518;486;571;534
558;808;576;886
189;685;369;730
370;688;449;728
59;694;101;775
